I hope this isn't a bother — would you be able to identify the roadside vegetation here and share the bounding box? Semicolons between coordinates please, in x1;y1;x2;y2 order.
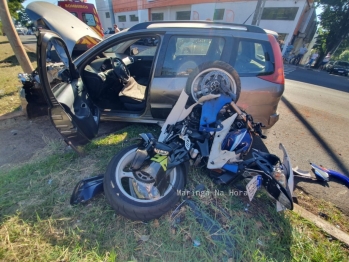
0;125;348;261
0;35;36;116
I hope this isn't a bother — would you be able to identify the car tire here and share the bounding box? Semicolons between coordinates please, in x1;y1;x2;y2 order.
103;144;186;221
185;60;241;104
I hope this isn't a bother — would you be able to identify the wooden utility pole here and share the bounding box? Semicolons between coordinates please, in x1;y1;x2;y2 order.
0;0;34;73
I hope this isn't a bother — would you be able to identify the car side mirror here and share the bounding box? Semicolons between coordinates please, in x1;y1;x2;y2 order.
131;47;139;56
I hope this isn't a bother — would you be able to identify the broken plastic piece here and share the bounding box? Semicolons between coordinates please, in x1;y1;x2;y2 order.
70;175;104;205
193;239;201;247
292;166;312;178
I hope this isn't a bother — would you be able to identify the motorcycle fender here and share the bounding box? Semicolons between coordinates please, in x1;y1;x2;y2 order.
261;172;293;210
130;148;148;170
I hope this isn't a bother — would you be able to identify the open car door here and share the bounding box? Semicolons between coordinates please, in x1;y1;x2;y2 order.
37;31;100;152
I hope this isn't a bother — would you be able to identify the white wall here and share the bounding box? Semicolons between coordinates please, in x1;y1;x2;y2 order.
191;3;215;21
96;0;113;30
259;0;307;49
138;10;149;23
110;0;310;45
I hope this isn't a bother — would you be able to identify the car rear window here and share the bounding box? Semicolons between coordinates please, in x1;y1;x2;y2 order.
161;36;225;76
229;39;274;77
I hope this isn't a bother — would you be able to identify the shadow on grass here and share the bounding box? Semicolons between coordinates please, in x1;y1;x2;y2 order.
0;40;10;44
0;51;37;67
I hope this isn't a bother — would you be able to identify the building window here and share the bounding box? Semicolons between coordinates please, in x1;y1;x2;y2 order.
130;14;139;22
152;13;164;21
105;12;110;18
118;15;126;22
213;9;224;21
176;11;191;20
261;7;299;21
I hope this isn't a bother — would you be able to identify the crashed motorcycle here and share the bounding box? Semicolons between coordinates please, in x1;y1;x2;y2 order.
103;62;294;221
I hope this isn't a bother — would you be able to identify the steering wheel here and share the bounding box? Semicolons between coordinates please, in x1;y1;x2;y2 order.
110;57;130;83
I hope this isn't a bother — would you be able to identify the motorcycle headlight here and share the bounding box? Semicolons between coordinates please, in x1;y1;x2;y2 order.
272;167;287;188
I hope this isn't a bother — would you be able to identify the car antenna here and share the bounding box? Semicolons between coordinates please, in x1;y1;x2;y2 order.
243;11;254;25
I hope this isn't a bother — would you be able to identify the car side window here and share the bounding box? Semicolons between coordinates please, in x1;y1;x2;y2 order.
161;36;225;76
104;37;158;57
231;39;274;76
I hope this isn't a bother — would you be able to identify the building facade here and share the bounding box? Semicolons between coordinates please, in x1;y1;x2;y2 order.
96;0;317;55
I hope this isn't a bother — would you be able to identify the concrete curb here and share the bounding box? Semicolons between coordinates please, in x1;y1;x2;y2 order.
293;203;349;246
0;110;25;121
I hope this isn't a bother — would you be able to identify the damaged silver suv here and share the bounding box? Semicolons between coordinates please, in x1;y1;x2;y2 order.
20;1;285;150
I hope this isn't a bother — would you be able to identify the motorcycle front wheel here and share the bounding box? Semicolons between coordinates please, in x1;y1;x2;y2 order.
103;145;186;221
185;60;241;104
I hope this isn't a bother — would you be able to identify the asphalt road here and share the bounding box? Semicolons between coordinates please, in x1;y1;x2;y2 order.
20;35;37;52
264;65;349;214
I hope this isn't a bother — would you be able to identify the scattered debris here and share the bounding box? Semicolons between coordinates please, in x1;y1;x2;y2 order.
318;212;329;220
139;235;150;242
193;239;201;247
70;175;104;205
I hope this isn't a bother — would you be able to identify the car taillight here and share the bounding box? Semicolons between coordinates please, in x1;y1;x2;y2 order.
258;34;285;85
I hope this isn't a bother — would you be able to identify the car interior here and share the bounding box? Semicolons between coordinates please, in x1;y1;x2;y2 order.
161;36;225;77
78;37;160;112
57;36;160;113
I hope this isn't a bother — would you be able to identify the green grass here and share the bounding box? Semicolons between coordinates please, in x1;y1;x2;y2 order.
0;36;37;116
0;124;348;261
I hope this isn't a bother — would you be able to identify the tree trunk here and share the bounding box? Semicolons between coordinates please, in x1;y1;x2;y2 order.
0;0;34;73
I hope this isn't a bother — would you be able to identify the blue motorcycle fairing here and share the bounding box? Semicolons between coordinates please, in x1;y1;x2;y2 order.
222;128;252;156
199;95;231;132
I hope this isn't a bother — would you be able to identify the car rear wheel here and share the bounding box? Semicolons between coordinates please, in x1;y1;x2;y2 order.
185;61;241;104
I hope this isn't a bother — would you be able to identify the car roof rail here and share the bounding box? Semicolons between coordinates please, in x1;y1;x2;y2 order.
128;21;266;33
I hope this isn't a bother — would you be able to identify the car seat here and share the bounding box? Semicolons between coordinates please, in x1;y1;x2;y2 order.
118;77;147;111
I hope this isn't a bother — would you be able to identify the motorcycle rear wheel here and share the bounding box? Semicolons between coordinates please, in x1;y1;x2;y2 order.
104;144;186;221
185;60;241;103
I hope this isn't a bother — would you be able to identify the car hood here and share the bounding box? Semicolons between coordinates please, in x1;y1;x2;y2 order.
26;1;102;56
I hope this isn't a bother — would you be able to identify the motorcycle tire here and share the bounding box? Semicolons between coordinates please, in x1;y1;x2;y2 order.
185;60;241;104
103;144;186;221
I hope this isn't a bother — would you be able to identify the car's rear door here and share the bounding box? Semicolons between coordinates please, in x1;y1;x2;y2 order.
37;31;100;152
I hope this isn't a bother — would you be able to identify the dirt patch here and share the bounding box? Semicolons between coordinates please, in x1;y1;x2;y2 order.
0;115;60;168
0;114;128;169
